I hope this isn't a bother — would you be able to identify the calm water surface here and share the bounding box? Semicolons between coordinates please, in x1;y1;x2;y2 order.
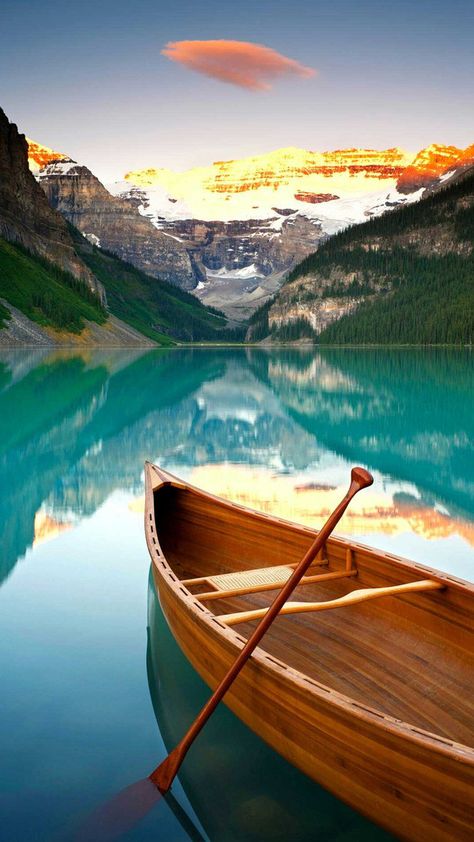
0;348;473;841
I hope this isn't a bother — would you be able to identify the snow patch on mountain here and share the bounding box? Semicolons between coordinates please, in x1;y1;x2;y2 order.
107;181;193;224
84;232;101;247
439;170;456;183
314;187;425;234
37;158;81;178
206;263;264;280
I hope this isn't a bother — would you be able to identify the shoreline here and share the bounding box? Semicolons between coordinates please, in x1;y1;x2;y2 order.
0;341;472;350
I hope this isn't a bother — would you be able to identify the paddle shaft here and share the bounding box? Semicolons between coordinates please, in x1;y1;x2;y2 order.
150;466;373;793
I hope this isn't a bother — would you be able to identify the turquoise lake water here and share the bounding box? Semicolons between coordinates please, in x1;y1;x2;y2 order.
0;347;473;841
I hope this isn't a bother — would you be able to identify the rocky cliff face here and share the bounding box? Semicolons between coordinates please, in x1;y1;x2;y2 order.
38;159;200;289
0;109;99;292
294;192;339;204
268;296;361;336
158;213;324;276
247;262;368;340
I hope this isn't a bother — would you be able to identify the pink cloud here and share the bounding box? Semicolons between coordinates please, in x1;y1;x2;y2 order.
161;40;316;91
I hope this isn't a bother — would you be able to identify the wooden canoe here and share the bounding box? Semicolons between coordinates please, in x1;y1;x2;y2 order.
144;462;474;842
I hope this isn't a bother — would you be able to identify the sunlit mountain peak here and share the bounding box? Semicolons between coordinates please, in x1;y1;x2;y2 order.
26;138;69;174
119;144;417;224
397;142;474;191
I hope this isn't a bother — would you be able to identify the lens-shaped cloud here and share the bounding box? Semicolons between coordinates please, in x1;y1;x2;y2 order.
161;39;315;91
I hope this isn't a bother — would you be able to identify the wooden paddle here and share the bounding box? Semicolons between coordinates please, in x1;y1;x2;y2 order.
150;465;374;793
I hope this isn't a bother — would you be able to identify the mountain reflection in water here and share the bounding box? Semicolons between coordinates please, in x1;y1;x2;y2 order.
1;347;472;586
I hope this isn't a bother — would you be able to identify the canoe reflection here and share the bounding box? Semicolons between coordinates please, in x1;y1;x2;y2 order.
146;573;392;842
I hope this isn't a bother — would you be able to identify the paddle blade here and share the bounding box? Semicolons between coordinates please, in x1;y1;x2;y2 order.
149;744;183;793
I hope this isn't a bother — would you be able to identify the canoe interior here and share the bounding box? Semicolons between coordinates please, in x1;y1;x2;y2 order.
154;483;474;748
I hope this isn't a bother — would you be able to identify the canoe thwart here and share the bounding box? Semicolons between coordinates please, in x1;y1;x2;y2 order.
219;579;445;626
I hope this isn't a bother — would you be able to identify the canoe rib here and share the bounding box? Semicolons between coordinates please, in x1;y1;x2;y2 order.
218;578;445;625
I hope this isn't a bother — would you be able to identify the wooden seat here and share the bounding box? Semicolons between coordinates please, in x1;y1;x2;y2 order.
182;562;304;590
209;564;295;591
179;558;358;602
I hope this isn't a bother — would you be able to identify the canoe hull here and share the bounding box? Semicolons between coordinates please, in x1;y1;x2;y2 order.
146;464;474;842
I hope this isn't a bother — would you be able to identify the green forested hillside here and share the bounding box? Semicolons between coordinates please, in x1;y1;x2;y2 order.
0;237;106;332
73;231;245;344
318;250;474;344
251;171;474;345
287;172;474;281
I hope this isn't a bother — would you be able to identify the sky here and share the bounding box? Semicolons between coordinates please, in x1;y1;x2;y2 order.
1;0;474;182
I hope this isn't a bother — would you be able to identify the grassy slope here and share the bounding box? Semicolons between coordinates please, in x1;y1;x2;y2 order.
0;237;106;332
252;171;474;345
0;229;244;344
73;231;241;344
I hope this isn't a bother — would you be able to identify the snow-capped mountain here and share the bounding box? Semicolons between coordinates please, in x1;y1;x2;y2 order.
28;140;474;317
26;138;68;174
110;143;474;228
110;146;414;226
36;157;200;289
106;146;431;314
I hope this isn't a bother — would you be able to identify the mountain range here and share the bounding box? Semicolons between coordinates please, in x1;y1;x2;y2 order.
1;101;472;345
28;137;474;319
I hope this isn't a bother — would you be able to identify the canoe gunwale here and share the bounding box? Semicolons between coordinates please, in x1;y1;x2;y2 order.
144;462;474;766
